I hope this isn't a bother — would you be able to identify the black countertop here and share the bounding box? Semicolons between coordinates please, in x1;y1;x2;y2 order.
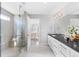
48;34;79;52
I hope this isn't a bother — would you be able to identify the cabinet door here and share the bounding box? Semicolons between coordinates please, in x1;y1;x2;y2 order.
69;48;79;57
70;51;79;57
52;44;64;57
59;44;71;57
48;35;79;57
52;37;71;57
59;42;79;57
51;38;64;57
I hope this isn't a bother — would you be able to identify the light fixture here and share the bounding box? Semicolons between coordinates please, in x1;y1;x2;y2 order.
18;5;22;18
0;14;10;21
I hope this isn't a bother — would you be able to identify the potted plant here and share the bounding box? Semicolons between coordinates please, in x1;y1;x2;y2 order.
67;25;79;41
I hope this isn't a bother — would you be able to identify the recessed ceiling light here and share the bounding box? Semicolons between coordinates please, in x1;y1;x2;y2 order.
0;14;10;21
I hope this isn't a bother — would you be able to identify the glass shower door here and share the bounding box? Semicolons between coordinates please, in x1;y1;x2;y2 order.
14;16;26;51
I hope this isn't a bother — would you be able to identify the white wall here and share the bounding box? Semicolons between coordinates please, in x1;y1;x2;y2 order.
40;16;50;45
30;15;50;45
1;8;14;49
54;18;70;34
49;15;79;35
49;16;70;34
70;18;79;26
48;2;79;35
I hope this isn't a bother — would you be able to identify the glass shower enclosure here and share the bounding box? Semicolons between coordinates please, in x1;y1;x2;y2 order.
14;15;26;52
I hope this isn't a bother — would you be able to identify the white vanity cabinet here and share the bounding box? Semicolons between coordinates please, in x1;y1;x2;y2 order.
48;35;79;57
48;35;64;57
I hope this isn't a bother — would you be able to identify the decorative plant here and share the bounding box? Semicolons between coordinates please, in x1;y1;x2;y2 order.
67;25;79;41
67;25;78;35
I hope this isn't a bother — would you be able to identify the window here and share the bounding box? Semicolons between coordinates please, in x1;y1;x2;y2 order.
0;14;10;21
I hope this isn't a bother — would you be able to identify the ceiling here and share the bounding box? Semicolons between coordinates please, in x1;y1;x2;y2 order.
1;2;70;15
23;2;69;15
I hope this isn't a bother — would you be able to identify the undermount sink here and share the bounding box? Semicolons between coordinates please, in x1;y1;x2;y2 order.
52;35;56;37
52;34;63;36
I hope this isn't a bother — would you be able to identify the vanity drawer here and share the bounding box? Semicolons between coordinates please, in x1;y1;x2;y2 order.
70;51;79;57
50;37;71;57
48;35;79;57
51;42;64;57
59;44;70;57
69;48;79;57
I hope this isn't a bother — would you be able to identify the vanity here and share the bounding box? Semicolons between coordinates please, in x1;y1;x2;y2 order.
48;34;79;57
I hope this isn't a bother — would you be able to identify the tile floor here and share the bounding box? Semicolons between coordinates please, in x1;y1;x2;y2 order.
18;45;54;57
1;39;54;57
1;47;20;57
